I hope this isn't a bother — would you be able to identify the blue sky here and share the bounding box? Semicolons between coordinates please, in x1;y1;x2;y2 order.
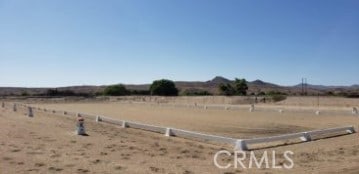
0;0;358;87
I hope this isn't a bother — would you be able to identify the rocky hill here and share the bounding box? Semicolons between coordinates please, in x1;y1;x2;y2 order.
0;76;358;96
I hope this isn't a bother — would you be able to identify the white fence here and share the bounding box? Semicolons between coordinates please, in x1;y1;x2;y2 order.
121;101;359;116
4;102;357;151
235;126;355;151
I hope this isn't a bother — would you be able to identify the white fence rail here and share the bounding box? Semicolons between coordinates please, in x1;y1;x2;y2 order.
100;116;123;125
307;126;355;137
235;126;356;151
126;121;166;134
123;101;359;116
170;128;238;145
4;102;357;151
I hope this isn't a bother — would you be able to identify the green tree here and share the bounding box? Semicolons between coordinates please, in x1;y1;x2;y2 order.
21;91;29;96
150;79;178;96
182;88;212;96
219;83;236;96
103;84;129;96
46;89;59;96
234;78;248;96
258;91;266;96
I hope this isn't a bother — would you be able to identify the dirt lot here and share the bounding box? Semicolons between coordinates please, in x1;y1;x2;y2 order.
1;97;359;173
31;101;358;139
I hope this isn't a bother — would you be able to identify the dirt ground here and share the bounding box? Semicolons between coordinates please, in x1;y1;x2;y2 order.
1;97;359;173
31;101;358;139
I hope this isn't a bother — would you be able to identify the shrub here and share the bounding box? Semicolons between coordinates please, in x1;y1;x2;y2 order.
219;83;236;96
345;92;359;98
218;78;248;96
150;79;178;96
47;89;59;96
234;78;248;95
21;91;29;96
270;94;287;102
130;90;151;95
103;84;129;96
182;88;212;96
257;91;266;96
266;91;287;102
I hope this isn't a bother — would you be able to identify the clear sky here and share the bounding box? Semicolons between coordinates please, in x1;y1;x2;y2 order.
0;0;358;87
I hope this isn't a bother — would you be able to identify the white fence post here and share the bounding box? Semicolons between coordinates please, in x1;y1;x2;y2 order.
315;110;320;115
234;140;248;151
352;107;358;115
27;107;33;117
96;116;101;122
121;121;127;128
165;128;172;137
249;104;254;112
347;127;356;133
300;132;311;142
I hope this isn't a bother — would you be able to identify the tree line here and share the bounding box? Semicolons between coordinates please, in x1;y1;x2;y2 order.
13;78;250;97
11;78;359;98
102;78;250;96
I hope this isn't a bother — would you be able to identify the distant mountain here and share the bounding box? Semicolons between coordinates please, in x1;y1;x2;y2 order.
0;76;358;96
251;80;267;85
250;79;280;87
206;76;232;84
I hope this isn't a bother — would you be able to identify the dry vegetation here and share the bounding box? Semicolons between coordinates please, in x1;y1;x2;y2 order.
1;96;359;173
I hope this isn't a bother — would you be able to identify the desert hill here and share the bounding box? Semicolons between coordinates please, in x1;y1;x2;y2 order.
0;76;358;96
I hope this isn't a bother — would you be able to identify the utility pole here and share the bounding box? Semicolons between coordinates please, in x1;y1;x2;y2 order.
304;78;307;96
301;78;304;96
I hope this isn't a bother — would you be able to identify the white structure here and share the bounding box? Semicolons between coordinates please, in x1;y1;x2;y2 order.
249;104;254;112
235;126;355;151
95;116;101;122
33;105;357;151
27;107;33;117
352;107;358;115
278;109;283;113
121;121;127;128
315;110;320;115
165;128;172;137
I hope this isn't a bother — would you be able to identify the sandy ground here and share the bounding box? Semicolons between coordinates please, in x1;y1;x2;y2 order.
31;102;359;139
1;99;359;173
276;96;359;107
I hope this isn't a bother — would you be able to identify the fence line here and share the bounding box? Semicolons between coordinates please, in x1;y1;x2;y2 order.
120;101;359;116
235;126;355;151
170;128;238;145
4;102;357;151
